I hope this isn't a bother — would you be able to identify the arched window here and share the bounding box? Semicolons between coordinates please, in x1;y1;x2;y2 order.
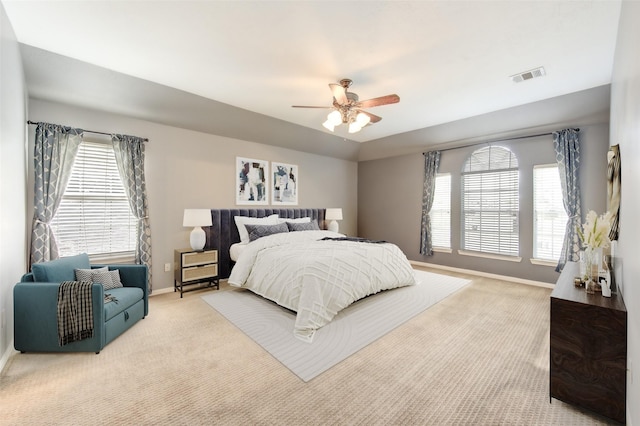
461;146;519;256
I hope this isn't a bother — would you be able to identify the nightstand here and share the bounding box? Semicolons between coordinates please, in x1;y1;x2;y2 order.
174;248;219;298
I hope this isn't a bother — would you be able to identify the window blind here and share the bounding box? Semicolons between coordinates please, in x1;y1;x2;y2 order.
431;173;451;248
50;140;136;257
533;164;568;261
461;146;519;256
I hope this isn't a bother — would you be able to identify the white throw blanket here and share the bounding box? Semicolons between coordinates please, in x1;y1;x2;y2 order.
228;230;416;342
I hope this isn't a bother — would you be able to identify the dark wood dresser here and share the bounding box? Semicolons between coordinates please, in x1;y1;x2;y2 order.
550;261;627;423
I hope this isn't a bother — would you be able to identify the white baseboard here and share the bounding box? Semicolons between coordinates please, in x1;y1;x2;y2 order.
410;260;554;289
150;287;175;296
0;339;17;374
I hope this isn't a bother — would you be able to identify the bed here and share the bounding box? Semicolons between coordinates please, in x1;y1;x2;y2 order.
206;209;416;342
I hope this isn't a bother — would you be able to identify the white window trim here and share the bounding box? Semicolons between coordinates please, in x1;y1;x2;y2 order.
51;136;137;259
433;247;453;254
529;258;557;267
458;249;522;263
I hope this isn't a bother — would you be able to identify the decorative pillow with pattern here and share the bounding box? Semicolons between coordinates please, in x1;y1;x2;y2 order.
107;269;123;289
234;214;279;244
94;270;124;290
276;216;311;224
75;266;108;283
245;222;289;242
286;221;320;232
74;267;123;290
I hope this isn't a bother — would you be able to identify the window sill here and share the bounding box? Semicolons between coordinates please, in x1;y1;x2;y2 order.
457;249;522;263
433;247;453;254
529;258;557;267
89;252;136;265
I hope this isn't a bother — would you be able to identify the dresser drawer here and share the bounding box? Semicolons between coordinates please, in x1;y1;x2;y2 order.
182;264;218;282
182;250;217;267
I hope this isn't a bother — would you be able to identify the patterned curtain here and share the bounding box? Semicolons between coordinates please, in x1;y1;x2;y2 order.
554;129;582;272
112;134;153;292
607;144;621;241
30;123;83;266
420;151;441;256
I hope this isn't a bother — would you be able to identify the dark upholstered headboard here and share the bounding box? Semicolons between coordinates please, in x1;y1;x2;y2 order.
205;208;326;279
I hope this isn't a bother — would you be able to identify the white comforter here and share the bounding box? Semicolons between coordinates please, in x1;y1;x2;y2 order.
228;230;416;342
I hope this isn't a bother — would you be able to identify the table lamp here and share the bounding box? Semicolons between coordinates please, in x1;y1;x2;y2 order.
183;209;212;250
325;208;343;233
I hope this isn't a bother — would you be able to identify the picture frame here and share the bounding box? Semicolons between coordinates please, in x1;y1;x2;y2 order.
236;157;269;205
271;162;298;205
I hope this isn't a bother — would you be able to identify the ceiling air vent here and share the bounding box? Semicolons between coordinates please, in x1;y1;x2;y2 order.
511;67;546;83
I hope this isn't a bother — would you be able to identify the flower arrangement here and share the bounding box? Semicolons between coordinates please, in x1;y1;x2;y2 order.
577;210;614;249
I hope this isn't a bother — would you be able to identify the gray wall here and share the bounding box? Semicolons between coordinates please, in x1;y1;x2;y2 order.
358;123;609;284
27;99;358;293
0;3;27;369
610;1;640;424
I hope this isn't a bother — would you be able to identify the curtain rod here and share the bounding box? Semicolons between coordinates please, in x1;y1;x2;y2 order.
27;120;148;142
424;128;580;154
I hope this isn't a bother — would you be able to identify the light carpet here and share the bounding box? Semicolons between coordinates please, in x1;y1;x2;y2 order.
201;269;470;381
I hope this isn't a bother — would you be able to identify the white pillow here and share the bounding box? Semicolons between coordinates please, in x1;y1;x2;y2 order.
276;216;311;224
234;214;279;244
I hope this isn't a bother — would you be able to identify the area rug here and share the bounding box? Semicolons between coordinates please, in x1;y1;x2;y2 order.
201;270;470;381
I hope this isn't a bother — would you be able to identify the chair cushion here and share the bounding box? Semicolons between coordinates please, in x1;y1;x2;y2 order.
31;253;91;282
103;287;144;321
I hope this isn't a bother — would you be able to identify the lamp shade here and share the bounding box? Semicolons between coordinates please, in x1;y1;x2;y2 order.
328;110;342;125
183;209;212;227
322;120;335;132
348;122;362;133
183;209;212;250
325;208;343;221
325;208;342;233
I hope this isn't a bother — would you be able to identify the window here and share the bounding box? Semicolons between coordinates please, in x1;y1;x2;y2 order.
461;146;519;256
533;164;568;261
430;173;451;249
50;139;137;258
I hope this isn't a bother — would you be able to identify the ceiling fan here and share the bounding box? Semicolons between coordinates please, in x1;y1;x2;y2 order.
292;78;400;133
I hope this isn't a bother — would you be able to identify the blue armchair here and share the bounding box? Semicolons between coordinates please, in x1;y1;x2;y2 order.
14;253;148;354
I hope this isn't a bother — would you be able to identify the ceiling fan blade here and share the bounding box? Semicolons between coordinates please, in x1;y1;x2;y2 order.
329;83;348;105
356;109;382;123
357;94;400;108
291;105;333;108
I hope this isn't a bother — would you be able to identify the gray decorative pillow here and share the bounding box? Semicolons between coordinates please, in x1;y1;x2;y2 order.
90;271;112;288
245;222;289;242
108;269;123;289
74;267;123;290
75;266;108;283
91;271;120;290
287;221;320;232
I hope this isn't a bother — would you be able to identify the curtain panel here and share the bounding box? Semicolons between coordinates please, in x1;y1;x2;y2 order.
553;129;582;272
112;134;153;292
30;123;83;266
420;151;441;256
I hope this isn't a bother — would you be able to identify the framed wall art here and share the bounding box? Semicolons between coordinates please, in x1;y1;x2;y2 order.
272;162;298;205
236;157;269;205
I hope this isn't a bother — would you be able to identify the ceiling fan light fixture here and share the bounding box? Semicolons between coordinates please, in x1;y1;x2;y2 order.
356;112;371;126
293;78;400;134
322;120;335;132
348;122;362;133
327;110;342;125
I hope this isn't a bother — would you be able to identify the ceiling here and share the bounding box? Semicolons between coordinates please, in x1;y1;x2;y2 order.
3;0;622;146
